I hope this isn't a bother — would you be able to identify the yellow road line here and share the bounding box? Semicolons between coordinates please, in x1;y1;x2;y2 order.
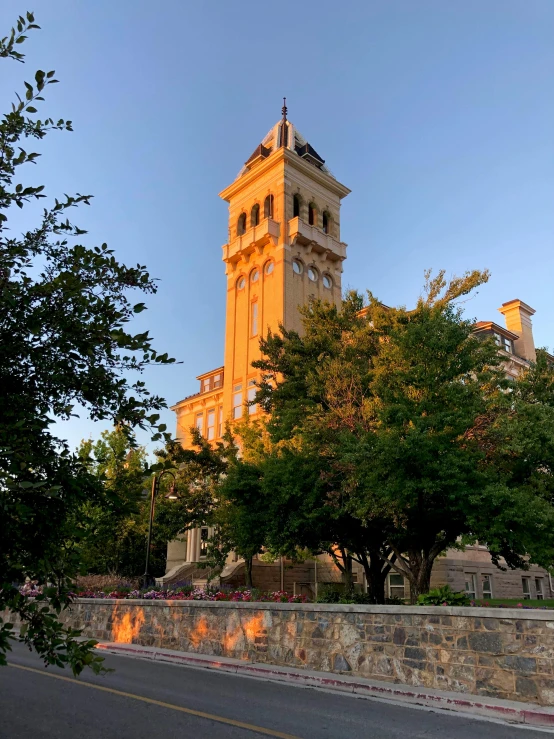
9;663;300;739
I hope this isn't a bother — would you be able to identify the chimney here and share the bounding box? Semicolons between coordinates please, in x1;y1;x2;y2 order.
498;299;536;362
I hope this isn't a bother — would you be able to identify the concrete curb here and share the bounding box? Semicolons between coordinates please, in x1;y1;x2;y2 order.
96;641;554;729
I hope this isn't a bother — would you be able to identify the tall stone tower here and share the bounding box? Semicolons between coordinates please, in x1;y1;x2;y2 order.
219;104;351;424
168;106;350;571
172;105;350;452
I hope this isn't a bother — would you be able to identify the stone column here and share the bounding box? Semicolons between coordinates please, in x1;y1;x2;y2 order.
186;527;199;562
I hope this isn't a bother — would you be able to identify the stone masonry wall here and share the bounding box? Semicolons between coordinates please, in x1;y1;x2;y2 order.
51;600;554;706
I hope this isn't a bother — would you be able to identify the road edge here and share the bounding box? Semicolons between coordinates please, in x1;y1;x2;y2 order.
96;642;554;729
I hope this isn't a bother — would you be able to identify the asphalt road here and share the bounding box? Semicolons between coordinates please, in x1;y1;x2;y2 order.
1;642;548;738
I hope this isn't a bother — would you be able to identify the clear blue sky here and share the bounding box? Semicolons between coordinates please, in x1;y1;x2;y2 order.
2;1;553;453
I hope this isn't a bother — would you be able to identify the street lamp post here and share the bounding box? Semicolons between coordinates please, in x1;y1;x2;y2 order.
143;470;176;588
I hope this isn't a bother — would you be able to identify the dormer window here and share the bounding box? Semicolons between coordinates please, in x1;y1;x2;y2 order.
502;337;513;353
308;203;316;226
492;331;513;354
264;194;274;219
237;212;247;236
251;204;260;228
293;194;301;218
322;211;330;234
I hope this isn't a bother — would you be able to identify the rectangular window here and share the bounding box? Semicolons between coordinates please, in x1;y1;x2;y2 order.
201;378;211;393
502;337;513;354
482;574;493;599
218;406;223;437
233;391;242;419
195;412;203;435
535;578;544;600
493;332;502;347
207;408;215;440
213;373;222;389
465;573;477;600
522;577;531;599
248;379;257;415
251;301;258;337
388;573;405;600
200;527;209;558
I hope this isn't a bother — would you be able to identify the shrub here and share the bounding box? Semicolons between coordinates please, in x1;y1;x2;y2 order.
417;585;470;606
73;574;140;591
316;585;376;605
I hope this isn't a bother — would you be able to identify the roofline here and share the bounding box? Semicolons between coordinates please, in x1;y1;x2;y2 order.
196;366;225;381
219;148;350;202
473;322;520;340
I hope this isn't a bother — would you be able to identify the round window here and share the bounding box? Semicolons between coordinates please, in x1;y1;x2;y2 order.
322;274;332;289
265;261;274;275
292;259;303;275
237;276;246;290
251;269;259;283
308;267;318;282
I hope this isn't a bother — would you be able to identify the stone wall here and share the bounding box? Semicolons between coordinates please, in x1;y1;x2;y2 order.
53;600;554;706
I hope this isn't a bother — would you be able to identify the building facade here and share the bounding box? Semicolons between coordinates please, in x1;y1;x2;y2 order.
168;111;552;601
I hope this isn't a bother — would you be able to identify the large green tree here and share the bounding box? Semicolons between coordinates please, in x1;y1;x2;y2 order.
254;270;554;601
76;428;155;578
0;15;173;673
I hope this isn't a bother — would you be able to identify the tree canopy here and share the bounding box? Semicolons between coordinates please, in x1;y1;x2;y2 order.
251;270;554;601
1;14;173;673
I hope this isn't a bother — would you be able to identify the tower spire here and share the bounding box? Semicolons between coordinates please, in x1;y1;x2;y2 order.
281;97;288;148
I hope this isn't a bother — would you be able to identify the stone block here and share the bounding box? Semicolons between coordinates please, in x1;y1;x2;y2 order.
516;676;539;700
333;653;351;672
502;655;537;674
468;631;502;654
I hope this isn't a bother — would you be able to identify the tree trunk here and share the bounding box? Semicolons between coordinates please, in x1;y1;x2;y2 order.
368;559;389;604
404;551;435;603
244;557;253;589
338;548;354;595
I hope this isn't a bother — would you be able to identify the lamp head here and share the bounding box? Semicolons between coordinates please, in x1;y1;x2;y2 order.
166;482;178;501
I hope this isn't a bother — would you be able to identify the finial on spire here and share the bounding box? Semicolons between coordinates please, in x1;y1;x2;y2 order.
281;97;288;148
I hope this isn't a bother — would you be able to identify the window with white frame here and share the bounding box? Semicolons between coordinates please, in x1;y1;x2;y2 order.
206;408;215;441
233;384;242;419
502;337;513;353
465;573;477;600
218;406;223;437
482;574;493;599
247;379;257;415
522;577;531;599
213;373;222;389
195;412;203;435
388;573;405;600
535;578;544;600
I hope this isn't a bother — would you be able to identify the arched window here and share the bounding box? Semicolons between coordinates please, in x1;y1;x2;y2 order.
250;204;260;228
293;194;301;218
237;212;247;236
264;194;274;219
322;211;330;234
308;203;316;226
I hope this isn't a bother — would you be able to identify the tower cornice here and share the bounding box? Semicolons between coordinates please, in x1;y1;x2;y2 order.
219;148;350;203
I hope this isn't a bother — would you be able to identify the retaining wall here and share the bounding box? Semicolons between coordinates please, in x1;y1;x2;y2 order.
50;600;554;705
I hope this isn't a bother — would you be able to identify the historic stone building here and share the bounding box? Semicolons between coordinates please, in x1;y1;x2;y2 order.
168;108;552;602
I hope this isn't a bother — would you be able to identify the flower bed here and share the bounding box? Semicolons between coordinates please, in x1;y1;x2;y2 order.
18;582;307;604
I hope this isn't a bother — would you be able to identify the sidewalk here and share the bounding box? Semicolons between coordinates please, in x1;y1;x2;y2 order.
96;641;554;729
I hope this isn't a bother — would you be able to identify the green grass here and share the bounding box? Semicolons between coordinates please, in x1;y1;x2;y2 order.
475;598;554;609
